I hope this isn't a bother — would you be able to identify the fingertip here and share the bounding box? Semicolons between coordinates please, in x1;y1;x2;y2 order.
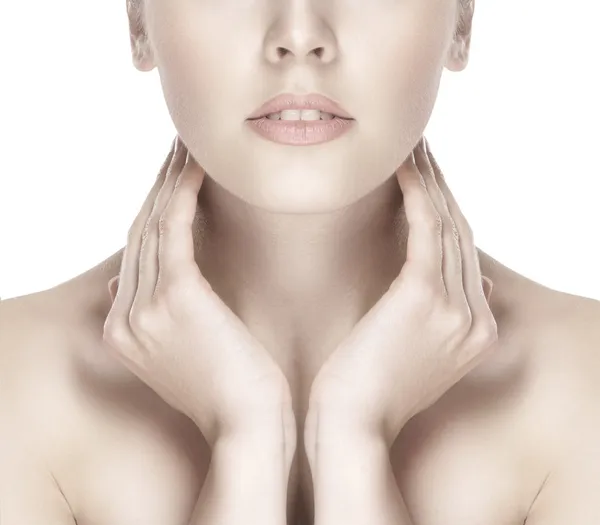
482;275;494;302
175;135;184;152
179;147;203;177
108;275;120;303
396;151;416;182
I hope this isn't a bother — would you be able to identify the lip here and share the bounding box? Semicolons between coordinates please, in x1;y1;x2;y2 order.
246;93;355;120
245;116;356;146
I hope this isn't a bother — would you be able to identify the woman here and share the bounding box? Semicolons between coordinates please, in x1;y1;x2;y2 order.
1;0;599;524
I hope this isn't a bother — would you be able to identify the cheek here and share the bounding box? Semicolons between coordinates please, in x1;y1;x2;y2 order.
395;47;445;135
399;17;452;124
150;23;254;163
147;8;217;138
356;36;447;170
154;41;221;160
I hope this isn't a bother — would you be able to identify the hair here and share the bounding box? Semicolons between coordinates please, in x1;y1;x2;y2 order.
456;0;474;40
127;0;145;38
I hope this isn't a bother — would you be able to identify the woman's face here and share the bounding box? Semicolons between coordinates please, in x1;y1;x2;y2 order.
132;0;471;213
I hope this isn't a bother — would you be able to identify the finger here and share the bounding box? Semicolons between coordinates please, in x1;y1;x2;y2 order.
108;275;120;303
395;151;444;290
415;138;465;304
134;137;188;306
424;138;490;316
110;137;177;324
482;275;494;303
156;151;206;292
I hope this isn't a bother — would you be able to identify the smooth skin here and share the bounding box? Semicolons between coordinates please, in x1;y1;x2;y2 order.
306;138;499;524
104;135;296;525
2;0;600;524
103;133;496;525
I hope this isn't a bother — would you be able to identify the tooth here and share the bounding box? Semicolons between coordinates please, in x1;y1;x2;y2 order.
279;110;301;120
266;109;336;121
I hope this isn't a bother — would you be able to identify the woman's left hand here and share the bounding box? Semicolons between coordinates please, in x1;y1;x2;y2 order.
306;137;498;450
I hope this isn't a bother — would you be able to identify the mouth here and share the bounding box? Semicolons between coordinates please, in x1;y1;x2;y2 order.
247;111;352;122
246;92;355;121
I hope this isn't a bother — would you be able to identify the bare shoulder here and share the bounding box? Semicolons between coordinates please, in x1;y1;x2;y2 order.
0;291;85;524
503;283;600;522
0;291;87;442
514;284;600;463
0;250;129;418
480;251;600;391
528;287;600;390
0;262;130;446
0;277;138;472
482;272;600;521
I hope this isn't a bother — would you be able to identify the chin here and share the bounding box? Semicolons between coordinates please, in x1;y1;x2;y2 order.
192;134;404;214
229;144;384;212
237;170;365;214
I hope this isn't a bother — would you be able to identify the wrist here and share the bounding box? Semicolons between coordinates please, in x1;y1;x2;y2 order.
196;430;294;525
304;406;386;465
189;389;297;447
305;431;411;525
219;406;297;462
306;386;413;451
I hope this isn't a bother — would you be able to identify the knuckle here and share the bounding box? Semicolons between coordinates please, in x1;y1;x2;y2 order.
158;277;185;303
470;317;499;347
126;223;139;245
424;211;443;234
461;220;474;244
411;274;441;304
447;304;473;336
128;306;157;334
450;218;460;242
158;212;175;236
140;223;152;246
155;280;190;317
102;319;130;349
161;288;182;310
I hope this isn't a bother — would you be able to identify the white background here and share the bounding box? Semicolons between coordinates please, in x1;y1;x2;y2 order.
0;1;598;300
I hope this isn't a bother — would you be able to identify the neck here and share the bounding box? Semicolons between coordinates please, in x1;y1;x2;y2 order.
93;165;500;389
194;173;407;364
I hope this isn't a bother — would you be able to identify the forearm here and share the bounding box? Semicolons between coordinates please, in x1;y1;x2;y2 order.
188;424;295;525
306;417;414;525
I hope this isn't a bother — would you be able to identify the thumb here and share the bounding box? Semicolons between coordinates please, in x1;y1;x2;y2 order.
481;275;493;303
108;275;120;304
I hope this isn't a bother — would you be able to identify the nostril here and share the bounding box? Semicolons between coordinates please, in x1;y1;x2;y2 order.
276;47;291;59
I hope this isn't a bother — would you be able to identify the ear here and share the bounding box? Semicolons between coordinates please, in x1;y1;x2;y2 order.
444;0;475;72
127;0;156;72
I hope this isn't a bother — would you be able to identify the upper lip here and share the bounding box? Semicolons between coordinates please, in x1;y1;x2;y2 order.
247;93;355;120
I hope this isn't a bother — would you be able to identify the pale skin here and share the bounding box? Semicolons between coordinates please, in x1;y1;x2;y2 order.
1;1;600;524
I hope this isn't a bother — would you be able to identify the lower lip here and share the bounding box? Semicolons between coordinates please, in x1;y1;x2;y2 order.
245;116;356;145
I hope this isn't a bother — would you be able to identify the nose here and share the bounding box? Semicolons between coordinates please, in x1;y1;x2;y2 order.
263;3;338;66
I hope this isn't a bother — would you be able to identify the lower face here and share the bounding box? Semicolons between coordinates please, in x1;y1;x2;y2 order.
144;0;459;213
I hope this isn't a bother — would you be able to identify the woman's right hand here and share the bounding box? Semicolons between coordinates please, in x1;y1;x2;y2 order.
103;136;296;452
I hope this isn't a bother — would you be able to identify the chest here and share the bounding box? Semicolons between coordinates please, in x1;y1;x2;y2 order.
60;390;542;525
389;406;538;525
